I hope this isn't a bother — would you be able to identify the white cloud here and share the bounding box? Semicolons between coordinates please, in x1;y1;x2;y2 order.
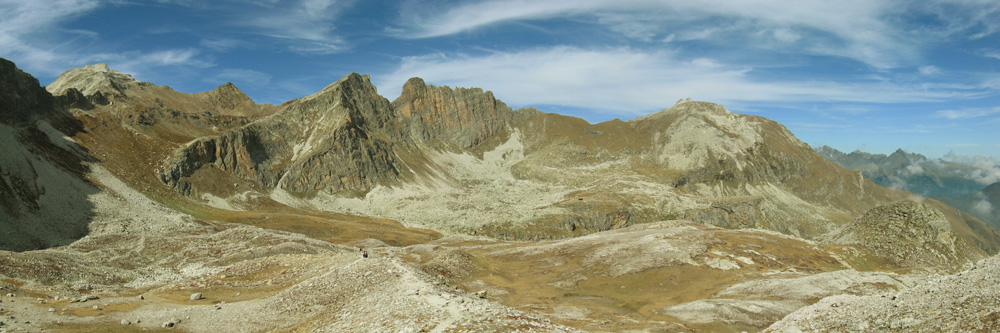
151;0;352;54
937;106;1000;119
0;0;217;80
0;0;99;32
0;0;101;75
237;0;350;54
92;49;213;77
972;199;993;216
397;0;607;38
919;65;940;76
770;28;802;43
199;38;249;52
942;153;1000;185
396;0;914;68
377;46;991;116
903;163;924;176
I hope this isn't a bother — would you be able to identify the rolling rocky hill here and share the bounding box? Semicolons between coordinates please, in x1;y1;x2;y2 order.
2;58;1000;332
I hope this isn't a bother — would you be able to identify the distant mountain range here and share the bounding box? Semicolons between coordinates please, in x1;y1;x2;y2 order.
815;145;1000;229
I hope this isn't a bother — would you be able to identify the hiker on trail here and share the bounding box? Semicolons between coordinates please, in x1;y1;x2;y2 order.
363;250;369;258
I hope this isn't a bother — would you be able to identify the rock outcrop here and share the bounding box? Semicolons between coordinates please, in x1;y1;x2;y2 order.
0;58;54;125
826;200;983;269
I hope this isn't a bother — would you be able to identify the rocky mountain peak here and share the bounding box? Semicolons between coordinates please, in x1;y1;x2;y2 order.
46;62;141;97
215;81;240;93
635;100;767;171
0;57;54;125
399;77;428;97
196;82;255;111
287;72;393;135
814;145;847;160
302;72;371;100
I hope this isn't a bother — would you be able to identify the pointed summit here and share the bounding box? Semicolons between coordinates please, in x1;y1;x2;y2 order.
301;72;374;101
196;82;254;111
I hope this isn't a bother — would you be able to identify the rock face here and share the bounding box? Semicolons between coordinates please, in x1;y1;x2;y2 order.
392;77;530;149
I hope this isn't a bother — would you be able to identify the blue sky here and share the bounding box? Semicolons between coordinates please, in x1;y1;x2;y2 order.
1;0;999;160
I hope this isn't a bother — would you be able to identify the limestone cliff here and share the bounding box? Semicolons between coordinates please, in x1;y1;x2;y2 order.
392;77;527;149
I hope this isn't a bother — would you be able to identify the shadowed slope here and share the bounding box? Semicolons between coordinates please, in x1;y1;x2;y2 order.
0;58;99;251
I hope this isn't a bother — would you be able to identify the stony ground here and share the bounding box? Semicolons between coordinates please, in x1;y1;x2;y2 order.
1;154;996;332
767;255;1000;332
0;159;571;332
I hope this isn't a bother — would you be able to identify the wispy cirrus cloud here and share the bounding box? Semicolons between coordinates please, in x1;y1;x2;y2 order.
199;38;251;52
395;0;1000;69
100;48;215;77
209;68;273;87
0;0;220;81
238;0;351;54
377;46;990;115
157;0;353;54
0;0;102;74
937;106;1000;120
